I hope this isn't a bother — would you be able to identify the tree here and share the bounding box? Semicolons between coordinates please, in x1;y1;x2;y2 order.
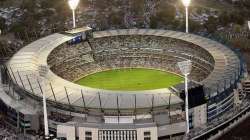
230;11;245;25
0;17;6;31
21;0;36;12
150;16;158;28
154;3;176;26
219;12;230;26
109;11;124;26
204;16;218;33
189;20;202;32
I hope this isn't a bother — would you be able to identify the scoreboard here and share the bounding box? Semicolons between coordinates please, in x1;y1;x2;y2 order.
64;26;92;45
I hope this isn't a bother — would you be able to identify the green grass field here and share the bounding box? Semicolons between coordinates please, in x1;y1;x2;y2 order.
75;68;184;91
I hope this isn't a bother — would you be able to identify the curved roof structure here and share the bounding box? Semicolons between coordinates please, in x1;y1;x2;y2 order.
7;29;241;114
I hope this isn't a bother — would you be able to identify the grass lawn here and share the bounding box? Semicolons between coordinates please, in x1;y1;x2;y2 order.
75;68;184;91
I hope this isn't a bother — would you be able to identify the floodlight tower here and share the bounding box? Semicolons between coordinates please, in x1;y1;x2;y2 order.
39;65;49;139
248;21;250;30
68;0;80;28
43;91;49;139
178;60;192;134
182;0;191;33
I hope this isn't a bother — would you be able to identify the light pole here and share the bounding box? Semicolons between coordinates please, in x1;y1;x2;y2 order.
178;60;192;134
39;65;49;139
182;0;191;33
248;21;250;30
68;0;80;28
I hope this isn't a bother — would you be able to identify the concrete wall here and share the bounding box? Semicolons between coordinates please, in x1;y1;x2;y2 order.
57;125;76;140
137;127;158;140
29;114;40;132
78;127;98;140
193;104;207;128
57;125;158;140
158;122;186;137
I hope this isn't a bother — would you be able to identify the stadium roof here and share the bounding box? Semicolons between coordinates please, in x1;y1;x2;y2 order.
65;26;92;35
7;29;241;113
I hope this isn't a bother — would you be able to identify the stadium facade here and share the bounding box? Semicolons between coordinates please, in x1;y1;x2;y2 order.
0;29;245;140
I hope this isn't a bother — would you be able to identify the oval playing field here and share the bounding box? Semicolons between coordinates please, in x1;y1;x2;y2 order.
74;68;184;91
